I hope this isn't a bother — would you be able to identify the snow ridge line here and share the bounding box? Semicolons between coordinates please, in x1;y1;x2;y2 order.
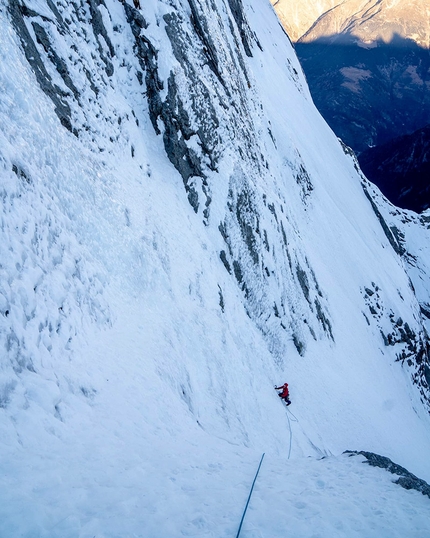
235;453;265;538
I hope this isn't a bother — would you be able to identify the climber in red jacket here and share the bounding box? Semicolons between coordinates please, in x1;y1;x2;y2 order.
275;383;291;406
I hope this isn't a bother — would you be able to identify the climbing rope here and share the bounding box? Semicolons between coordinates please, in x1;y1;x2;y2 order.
286;407;293;459
285;407;298;459
286;407;298;422
235;453;265;538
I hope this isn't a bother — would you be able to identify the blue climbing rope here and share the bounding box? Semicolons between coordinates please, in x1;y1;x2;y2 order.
235;453;265;538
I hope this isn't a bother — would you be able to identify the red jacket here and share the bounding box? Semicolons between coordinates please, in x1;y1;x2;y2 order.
276;383;289;398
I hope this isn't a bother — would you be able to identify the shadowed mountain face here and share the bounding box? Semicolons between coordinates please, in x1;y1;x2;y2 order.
295;35;430;153
359;124;430;213
274;0;430;212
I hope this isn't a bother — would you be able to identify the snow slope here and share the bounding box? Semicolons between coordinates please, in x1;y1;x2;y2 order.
1;0;430;535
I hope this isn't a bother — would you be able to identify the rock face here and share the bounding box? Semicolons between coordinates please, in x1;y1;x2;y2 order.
359;124;430;213
346;451;430;499
4;0;337;368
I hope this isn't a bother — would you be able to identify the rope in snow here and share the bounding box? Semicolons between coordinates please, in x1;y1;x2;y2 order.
286;407;298;422
286;407;293;459
285;407;298;459
235;452;265;538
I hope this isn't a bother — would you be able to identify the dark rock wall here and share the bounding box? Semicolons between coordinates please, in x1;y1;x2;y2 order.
346;451;430;499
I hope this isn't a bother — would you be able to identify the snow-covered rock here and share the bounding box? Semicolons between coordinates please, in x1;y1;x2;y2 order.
1;0;430;534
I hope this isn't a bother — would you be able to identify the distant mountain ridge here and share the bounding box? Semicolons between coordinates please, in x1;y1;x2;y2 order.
272;0;430;48
299;0;430;48
273;0;430;211
271;0;339;41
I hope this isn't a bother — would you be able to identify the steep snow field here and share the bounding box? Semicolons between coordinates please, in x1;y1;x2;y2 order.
1;0;430;535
